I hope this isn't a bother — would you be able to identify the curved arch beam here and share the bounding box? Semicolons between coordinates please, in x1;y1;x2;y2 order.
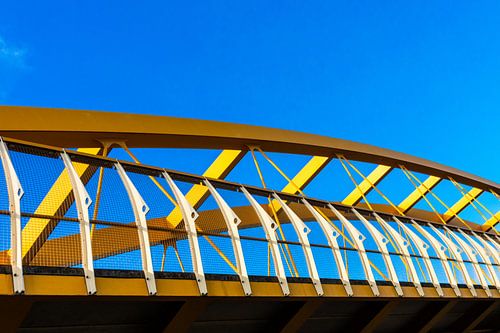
0;106;498;192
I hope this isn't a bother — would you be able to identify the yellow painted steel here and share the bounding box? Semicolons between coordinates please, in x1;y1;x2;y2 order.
341;164;392;206
482;211;500;231
268;155;331;213
443;188;484;222
2;273;492;298
398;176;441;213
167;149;246;226
21;147;102;261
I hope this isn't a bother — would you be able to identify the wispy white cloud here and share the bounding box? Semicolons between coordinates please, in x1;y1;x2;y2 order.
0;35;27;69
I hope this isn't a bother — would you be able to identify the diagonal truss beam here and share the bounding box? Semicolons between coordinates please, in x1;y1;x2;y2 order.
398;176;441;213
21;147;103;263
269;156;331;213
166;150;246;227
443;188;483;222
482;211;500;231
342;165;392;206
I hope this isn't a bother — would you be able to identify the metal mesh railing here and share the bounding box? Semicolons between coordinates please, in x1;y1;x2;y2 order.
0;138;498;297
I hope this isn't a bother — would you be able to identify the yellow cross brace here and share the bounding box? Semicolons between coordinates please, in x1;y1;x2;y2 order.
21;148;103;262
398;176;441;213
269;156;331;213
341;165;392;206
443;188;483;222
482;211;500;231
166;150;246;227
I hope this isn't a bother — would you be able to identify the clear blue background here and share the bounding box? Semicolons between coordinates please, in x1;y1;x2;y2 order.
0;1;499;182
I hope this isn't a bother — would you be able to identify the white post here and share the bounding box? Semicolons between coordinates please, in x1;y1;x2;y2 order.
393;217;443;297
204;179;251;296
115;163;157;295
351;208;403;297
61;151;96;295
163;171;207;295
429;224;477;297
328;204;378;296
373;213;424;296
302;200;352;296
273;194;323;296
240;187;289;296
0;139;24;294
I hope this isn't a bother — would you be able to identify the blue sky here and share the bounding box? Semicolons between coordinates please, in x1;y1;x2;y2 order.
0;1;499;183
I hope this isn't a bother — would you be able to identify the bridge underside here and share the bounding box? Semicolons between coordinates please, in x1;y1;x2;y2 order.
0;269;498;332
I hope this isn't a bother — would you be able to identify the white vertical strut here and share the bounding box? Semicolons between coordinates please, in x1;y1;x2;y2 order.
204;179;252;296
412;222;461;297
115;163;157;295
459;230;500;292
303;200;353;296
474;234;500;281
272;194;323;296
0;139;24;294
373;213;424;296
328;204;378;296
444;227;491;297
393;217;443;297
351;209;403;297
429;224;477;297
240;187;290;296
61;151;96;295
163;172;207;296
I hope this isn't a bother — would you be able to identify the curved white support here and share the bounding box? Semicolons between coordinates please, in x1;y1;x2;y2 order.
0;139;24;294
351;209;403;297
393;217;443;297
240;187;289;296
459;230;500;293
163;172;207;296
373;213;424;296
302;200;352;296
272;195;323;296
445;227;491;297
115;163;157;295
484;234;500;254
475;233;500;270
429;224;477;297
328;204;378;296
412;222;461;297
204;180;251;296
61;152;96;295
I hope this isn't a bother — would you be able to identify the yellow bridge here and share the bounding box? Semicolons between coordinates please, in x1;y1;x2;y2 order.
0;106;498;332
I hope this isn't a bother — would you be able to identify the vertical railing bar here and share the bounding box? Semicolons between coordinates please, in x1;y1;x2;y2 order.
240;186;290;296
328;204;378;296
163;171;207;296
302;200;353;296
373;213;424;296
459;230;500;293
429;224;477;297
444;227;492;297
204;179;251;296
412;221;461;297
61;151;96;295
272;194;323;296
351;208;404;297
0;138;24;294
393;217;444;297
115;162;157;295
